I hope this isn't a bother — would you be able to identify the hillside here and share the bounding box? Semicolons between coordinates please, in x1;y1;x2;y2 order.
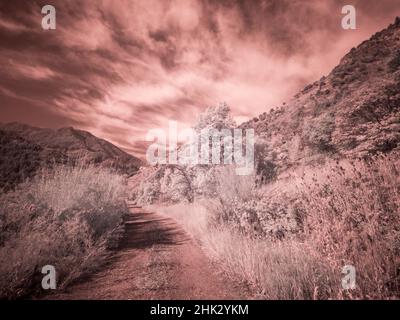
0;123;143;191
240;17;400;176
134;17;400;204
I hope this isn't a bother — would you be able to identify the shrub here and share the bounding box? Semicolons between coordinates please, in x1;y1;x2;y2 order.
211;166;256;225
303;112;336;153
388;50;400;71
256;159;277;184
0;164;128;299
0;130;42;192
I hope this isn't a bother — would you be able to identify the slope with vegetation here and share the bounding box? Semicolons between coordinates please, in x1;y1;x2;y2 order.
0;123;142;192
134;18;400;299
0;164;129;299
0;123;143;298
241;17;400;175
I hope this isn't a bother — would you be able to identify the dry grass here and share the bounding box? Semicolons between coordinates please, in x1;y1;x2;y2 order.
153;153;400;299
296;154;400;299
0;163;128;299
154;203;338;299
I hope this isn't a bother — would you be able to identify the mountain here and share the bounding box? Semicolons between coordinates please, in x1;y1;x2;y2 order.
0;123;143;191
241;17;400;177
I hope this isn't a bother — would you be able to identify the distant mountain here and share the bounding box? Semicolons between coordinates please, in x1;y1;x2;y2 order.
0;123;143;191
241;17;400;176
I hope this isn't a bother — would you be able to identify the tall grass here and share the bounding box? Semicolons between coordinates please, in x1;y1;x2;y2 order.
154;203;338;299
153;153;400;299
0;164;128;299
297;154;400;299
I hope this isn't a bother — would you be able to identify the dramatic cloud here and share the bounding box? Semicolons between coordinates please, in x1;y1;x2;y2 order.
0;0;399;158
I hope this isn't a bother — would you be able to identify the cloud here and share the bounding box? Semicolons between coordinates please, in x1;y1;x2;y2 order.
10;61;56;80
0;0;399;157
0;17;29;32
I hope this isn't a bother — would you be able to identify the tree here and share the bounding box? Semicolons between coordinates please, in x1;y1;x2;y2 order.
193;102;236;132
136;103;240;204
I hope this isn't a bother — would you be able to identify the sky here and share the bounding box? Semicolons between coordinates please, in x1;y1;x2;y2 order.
0;0;399;158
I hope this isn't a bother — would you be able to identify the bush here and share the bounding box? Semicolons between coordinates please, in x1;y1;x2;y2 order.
211;166;255;224
303;112;336;153
0;164;128;299
388;50;400;71
0;130;42;192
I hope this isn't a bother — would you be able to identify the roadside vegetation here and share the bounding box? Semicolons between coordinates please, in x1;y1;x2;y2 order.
0;163;128;299
153;152;400;299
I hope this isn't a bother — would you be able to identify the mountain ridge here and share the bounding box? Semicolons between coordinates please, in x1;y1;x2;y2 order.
0;122;143;191
240;16;400;177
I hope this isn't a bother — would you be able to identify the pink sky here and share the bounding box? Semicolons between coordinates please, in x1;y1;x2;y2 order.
0;0;399;158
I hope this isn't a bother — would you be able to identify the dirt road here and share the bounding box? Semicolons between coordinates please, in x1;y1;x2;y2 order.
47;205;248;299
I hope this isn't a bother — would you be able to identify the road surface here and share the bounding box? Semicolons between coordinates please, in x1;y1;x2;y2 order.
47;205;248;299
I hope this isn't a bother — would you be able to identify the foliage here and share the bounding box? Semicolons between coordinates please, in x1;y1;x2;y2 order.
156;153;400;299
193;102;236;132
0;164;128;299
388;50;400;71
0;130;42;192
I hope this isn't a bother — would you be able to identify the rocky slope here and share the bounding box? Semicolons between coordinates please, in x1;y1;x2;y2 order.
241;17;400;176
0;123;143;191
